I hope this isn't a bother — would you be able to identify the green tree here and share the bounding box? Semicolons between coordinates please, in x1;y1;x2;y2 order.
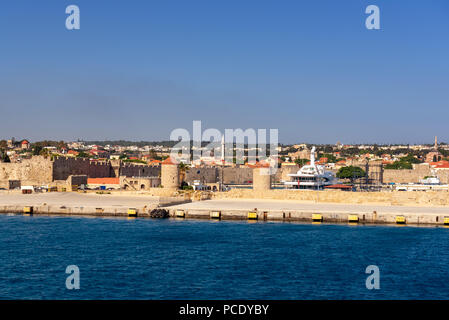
400;154;421;164
320;153;337;163
384;161;412;170
295;158;309;166
384;154;421;170
32;145;43;156
179;162;189;171
0;150;10;163
336;166;366;183
149;149;160;160
76;151;90;158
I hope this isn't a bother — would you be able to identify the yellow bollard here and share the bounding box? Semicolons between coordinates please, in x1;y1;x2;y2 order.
127;208;138;217
348;214;359;223
210;211;221;219
248;211;258;220
175;210;185;218
396;216;406;224
312;214;323;222
23;206;33;215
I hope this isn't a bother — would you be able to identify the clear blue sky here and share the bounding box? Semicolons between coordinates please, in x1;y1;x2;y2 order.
0;0;448;144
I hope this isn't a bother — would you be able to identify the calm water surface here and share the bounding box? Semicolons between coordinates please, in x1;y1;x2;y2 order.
1;214;449;299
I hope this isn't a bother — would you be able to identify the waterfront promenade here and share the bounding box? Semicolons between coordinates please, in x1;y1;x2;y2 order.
0;192;186;217
168;198;449;215
2;192;449;225
0;192;160;207
164;198;449;225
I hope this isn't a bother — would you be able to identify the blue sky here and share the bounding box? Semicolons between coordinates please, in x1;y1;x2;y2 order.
0;0;448;144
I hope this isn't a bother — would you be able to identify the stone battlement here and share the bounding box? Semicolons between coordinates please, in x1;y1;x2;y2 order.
0;156;160;186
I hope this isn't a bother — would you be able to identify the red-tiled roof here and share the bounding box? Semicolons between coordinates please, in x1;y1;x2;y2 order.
430;160;449;167
324;184;352;189
247;161;270;168
87;178;119;184
162;157;178;165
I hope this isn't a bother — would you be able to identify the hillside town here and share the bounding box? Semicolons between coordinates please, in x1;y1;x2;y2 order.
1;136;449;193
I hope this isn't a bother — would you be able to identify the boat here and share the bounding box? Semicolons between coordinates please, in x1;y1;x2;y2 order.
284;147;339;190
420;176;440;185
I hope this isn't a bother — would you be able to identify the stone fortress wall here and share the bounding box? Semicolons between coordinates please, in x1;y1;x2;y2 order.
213;189;449;207
0;156;53;186
183;166;299;185
52;157;112;180
3;155;449;189
0;156;161;187
119;163;160;178
383;164;449;184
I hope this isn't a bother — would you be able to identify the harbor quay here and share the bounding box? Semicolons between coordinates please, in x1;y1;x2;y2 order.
3;191;449;226
163;198;449;226
0;192;189;217
2;141;449;225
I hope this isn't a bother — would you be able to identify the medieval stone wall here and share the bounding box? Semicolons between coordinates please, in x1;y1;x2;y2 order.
0;156;53;185
223;167;253;184
185;166;300;185
120;163;160;178
0;156;161;186
52;157;112;180
213;189;449;206
383;164;432;184
276;165;300;182
185;167;218;183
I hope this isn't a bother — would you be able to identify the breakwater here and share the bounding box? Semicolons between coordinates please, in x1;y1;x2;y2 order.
164;207;448;225
0;192;189;217
2;192;449;226
0;204;173;217
164;199;449;226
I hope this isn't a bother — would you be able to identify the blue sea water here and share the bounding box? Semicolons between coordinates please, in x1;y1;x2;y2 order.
1;214;449;300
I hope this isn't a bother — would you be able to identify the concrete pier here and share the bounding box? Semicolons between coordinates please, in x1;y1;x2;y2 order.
162;199;449;226
2;192;449;226
0;192;190;217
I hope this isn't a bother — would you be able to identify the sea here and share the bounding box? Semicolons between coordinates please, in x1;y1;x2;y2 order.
1;214;449;299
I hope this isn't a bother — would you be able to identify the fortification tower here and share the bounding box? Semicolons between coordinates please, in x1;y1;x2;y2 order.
252;163;271;191
109;159;121;177
161;157;179;189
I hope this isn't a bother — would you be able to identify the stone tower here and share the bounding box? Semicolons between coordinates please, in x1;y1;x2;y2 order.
161;157;179;189
252;163;271;191
109;159;121;177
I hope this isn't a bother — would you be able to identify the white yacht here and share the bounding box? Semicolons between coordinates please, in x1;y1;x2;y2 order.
284;147;339;190
420;176;440;185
